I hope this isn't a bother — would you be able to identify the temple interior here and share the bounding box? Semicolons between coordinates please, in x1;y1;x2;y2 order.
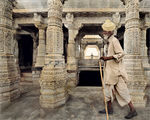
0;0;150;120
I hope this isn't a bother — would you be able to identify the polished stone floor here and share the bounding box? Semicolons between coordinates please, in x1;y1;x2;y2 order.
0;86;150;120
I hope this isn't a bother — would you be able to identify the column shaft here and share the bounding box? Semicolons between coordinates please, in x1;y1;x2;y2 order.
67;30;78;71
40;0;68;108
124;0;147;107
35;27;46;67
0;0;20;111
67;29;78;88
141;29;149;65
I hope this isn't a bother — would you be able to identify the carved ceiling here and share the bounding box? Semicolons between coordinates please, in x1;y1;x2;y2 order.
120;0;143;5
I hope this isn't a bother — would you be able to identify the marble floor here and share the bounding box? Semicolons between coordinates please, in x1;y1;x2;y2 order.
0;86;150;120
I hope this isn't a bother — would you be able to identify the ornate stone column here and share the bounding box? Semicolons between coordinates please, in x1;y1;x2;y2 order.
35;24;46;67
124;0;147;107
67;29;78;71
141;28;149;65
141;27;150;86
31;33;38;67
64;13;81;88
80;44;86;59
65;13;79;71
75;39;80;60
0;0;20;111
12;27;21;86
40;0;68;108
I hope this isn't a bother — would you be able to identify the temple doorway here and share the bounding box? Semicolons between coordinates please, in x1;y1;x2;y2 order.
18;35;33;72
78;71;102;86
146;28;150;63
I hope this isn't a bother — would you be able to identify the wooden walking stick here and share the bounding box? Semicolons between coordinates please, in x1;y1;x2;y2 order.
99;60;109;120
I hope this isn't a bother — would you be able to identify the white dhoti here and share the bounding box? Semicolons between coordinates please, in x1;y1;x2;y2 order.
105;76;131;107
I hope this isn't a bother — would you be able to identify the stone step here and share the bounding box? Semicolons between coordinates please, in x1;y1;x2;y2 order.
20;77;24;81
21;72;32;77
22;77;32;81
20;81;33;86
21;72;33;84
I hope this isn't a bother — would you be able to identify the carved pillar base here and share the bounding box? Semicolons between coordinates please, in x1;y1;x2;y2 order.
67;57;77;70
67;71;78;88
124;55;147;107
0;55;20;111
40;55;68;108
32;67;42;86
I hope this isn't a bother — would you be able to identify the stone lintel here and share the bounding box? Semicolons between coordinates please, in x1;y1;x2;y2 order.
13;8;150;14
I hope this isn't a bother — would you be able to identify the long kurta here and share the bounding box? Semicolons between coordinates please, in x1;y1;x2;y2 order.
104;35;131;107
104;35;128;85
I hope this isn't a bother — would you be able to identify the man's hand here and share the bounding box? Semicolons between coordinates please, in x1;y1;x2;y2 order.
100;56;114;61
100;56;108;61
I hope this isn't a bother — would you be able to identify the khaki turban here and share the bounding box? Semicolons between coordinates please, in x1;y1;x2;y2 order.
102;19;116;32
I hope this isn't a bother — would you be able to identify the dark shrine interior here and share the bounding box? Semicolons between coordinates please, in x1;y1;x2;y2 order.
78;71;102;86
18;35;33;72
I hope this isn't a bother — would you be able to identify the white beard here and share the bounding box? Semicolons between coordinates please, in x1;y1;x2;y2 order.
103;35;109;44
103;35;109;40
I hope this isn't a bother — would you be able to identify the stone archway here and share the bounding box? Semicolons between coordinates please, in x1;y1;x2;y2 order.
84;45;100;59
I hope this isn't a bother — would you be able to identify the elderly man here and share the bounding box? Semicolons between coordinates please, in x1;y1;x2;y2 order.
99;20;137;119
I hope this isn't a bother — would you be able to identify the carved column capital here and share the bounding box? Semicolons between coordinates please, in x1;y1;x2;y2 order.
66;13;74;23
121;0;143;5
34;13;44;24
145;13;150;28
65;13;82;30
35;23;47;30
112;12;121;29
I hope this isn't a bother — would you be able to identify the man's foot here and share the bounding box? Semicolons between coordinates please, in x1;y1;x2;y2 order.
124;110;137;119
99;108;113;114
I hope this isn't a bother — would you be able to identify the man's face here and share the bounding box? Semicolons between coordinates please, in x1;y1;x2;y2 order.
103;31;109;39
103;30;113;35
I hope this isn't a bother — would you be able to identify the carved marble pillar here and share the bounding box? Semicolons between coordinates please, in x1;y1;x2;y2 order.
141;28;150;86
80;44;86;59
32;34;38;67
124;0;147;107
35;24;46;67
12;28;21;85
64;13;81;88
141;28;149;66
40;0;68;108
67;29;78;71
0;0;20;111
64;13;79;71
75;39;80;59
66;29;79;88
